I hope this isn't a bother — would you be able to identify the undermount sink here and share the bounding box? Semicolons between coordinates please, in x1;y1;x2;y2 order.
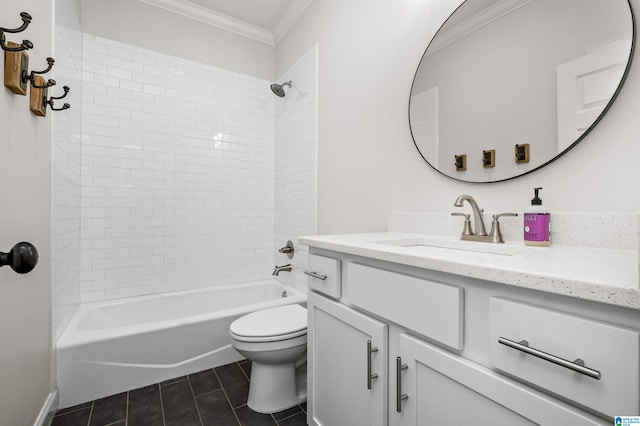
370;237;521;256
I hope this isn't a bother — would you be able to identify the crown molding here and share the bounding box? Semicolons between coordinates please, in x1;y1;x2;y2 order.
139;0;275;45
426;0;533;56
272;0;312;44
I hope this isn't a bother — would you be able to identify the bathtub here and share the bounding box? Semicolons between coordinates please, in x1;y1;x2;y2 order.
56;279;306;408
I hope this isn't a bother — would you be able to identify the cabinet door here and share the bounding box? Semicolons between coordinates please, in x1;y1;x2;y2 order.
394;334;607;426
307;291;388;426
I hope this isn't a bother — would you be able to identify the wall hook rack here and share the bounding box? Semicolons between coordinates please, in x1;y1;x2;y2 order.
23;57;55;88
0;12;33;52
30;79;68;116
46;85;71;111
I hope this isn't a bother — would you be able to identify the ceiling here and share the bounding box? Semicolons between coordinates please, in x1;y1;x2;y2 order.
139;0;311;45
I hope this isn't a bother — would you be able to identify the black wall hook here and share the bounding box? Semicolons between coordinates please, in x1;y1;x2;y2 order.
33;77;56;89
0;12;33;52
46;85;70;111
23;57;55;87
0;242;39;274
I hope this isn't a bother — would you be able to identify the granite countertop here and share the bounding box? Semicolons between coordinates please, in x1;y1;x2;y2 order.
299;232;640;310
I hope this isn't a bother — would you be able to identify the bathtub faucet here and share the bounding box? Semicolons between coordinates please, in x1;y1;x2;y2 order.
272;264;292;276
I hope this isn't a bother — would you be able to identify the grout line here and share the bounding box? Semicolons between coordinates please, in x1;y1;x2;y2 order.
237;360;251;381
125;391;129;426
213;368;242;425
50;406;91;420
86;402;94;426
158;383;167;426
273;406;305;424
160;377;188;387
187;375;204;426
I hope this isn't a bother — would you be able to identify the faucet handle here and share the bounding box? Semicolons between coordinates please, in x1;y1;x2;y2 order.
489;213;518;243
493;212;518;220
278;240;295;259
451;212;473;236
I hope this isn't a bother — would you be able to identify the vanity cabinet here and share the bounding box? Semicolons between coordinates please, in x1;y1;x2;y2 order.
489;297;639;417
396;333;607;425
308;291;387;426
306;250;634;426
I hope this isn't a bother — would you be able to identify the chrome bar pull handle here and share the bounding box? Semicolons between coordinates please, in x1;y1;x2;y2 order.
367;340;379;390
396;357;408;412
304;270;327;281
498;337;601;380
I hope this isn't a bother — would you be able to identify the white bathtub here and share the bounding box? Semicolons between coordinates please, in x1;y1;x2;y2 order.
56;279;306;408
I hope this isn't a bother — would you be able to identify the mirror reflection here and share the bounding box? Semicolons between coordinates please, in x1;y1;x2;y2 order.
409;0;634;182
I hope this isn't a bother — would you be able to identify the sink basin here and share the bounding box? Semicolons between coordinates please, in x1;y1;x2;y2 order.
370;237;521;256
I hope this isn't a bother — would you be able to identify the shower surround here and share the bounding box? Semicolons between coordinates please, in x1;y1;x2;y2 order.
75;35;316;304
80;34;275;302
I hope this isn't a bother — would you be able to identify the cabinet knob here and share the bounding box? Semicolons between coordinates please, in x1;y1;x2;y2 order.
0;242;39;274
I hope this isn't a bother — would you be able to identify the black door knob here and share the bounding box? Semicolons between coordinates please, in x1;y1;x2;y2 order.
0;242;39;274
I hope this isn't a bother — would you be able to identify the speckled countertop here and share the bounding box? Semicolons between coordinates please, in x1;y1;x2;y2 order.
299;232;640;310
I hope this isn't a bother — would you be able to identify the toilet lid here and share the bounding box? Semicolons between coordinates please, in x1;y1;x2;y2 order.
230;304;307;339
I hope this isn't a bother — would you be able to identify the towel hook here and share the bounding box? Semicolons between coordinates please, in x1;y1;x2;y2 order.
23;57;56;88
46;85;70;111
0;12;33;52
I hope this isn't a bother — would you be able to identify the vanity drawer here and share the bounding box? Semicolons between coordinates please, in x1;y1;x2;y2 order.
489;297;639;418
347;263;463;350
306;253;341;298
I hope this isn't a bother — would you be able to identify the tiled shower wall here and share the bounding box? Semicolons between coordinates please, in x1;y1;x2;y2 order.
273;46;318;293
52;0;83;341
79;35;276;302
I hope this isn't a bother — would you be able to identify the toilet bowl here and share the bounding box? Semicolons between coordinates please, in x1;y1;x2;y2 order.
229;304;307;413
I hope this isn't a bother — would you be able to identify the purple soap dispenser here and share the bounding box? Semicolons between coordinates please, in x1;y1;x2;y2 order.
524;187;551;246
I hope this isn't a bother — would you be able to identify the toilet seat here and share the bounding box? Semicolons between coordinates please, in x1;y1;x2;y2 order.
230;304;307;343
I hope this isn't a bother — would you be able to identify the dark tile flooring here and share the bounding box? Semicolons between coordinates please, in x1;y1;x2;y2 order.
51;360;307;426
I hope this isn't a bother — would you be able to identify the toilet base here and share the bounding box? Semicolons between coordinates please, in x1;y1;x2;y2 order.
247;361;307;414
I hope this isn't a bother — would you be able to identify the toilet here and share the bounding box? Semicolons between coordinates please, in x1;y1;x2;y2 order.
229;304;307;413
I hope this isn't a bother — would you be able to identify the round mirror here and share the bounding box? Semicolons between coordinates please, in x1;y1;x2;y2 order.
409;0;635;183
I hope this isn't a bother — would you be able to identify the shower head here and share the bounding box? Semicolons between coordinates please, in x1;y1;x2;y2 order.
270;80;292;97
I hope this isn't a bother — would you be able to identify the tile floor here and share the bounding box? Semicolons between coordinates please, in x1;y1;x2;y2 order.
51;360;307;426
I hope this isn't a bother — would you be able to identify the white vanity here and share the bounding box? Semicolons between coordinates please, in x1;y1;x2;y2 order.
300;216;639;425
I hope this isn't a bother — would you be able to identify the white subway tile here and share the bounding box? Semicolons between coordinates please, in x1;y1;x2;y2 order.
76;36;320;304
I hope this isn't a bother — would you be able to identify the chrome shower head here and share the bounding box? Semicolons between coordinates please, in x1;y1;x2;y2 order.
270;80;292;97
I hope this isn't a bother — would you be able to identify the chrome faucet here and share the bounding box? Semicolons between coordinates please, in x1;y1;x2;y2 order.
272;264;292;276
453;194;487;236
452;194;518;243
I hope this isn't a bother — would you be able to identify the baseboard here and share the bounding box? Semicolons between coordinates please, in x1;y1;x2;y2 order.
33;389;58;426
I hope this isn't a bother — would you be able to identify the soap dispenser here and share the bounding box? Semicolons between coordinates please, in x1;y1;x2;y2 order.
524;187;550;246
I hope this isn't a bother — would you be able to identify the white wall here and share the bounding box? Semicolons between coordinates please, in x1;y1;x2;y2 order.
80;35;276;302
81;0;276;81
277;0;640;234
0;1;52;424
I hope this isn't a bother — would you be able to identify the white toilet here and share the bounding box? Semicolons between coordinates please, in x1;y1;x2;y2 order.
229;304;308;413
